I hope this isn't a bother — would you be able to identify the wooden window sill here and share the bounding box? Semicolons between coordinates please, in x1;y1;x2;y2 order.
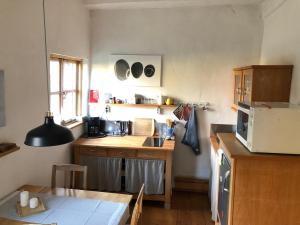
64;121;83;129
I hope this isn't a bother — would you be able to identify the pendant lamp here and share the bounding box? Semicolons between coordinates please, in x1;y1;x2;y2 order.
24;0;74;147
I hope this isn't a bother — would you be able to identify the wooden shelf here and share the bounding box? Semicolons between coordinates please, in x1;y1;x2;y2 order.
89;103;177;108
160;104;177;109
108;103;159;108
0;144;20;158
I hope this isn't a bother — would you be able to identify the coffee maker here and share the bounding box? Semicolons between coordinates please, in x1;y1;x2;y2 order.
83;117;106;138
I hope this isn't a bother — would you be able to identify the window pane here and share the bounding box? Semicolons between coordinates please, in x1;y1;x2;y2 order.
50;60;60;92
61;92;76;121
50;94;60;117
63;61;77;90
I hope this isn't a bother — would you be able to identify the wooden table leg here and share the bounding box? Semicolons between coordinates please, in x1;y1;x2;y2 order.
164;152;172;209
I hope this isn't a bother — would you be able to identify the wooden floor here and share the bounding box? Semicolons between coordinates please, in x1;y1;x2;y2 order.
137;191;214;225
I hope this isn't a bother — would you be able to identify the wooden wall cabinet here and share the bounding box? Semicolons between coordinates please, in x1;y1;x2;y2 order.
232;65;293;110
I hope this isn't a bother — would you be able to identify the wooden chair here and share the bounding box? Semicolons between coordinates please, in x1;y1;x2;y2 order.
51;164;87;190
130;184;145;225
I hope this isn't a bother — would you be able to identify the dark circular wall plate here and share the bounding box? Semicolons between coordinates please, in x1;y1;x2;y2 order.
131;62;143;79
114;59;130;81
144;64;155;78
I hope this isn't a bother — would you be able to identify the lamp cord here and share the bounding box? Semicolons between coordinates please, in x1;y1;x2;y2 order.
42;0;50;112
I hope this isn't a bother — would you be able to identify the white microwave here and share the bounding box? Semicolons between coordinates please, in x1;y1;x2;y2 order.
236;102;300;154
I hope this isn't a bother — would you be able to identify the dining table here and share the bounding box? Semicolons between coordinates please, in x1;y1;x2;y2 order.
0;185;132;225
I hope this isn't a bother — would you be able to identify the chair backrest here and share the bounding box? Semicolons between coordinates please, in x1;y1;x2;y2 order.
51;164;87;190
130;184;144;225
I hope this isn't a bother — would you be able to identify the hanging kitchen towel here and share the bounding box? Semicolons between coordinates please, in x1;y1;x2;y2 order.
181;106;201;155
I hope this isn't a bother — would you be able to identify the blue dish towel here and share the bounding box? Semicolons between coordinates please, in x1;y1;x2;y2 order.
181;107;201;155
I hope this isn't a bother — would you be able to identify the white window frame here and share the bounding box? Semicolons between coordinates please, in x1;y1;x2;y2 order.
49;54;82;126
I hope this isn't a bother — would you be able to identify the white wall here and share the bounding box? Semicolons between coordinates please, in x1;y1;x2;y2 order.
90;5;263;179
260;0;300;104
0;0;89;198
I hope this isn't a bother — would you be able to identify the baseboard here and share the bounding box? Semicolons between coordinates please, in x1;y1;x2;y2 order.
174;176;209;193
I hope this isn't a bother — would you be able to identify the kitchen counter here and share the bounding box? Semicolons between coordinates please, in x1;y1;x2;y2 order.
73;136;175;151
210;136;219;153
73;135;175;209
209;124;235;153
217;133;300;161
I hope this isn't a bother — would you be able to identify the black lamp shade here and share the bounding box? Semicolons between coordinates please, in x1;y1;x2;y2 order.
24;115;74;147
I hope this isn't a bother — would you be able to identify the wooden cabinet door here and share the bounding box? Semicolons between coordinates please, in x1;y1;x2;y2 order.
242;69;253;103
233;71;243;105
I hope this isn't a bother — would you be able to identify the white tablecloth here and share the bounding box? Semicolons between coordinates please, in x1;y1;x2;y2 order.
0;192;129;225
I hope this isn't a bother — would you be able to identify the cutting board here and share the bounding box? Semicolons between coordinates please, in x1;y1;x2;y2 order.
16;197;46;217
133;118;155;136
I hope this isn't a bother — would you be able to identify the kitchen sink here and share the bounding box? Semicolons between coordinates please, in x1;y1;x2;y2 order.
143;137;164;147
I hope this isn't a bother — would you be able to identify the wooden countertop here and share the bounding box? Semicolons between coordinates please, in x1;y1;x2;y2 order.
209;135;219;153
73;136;175;151
217;133;300;161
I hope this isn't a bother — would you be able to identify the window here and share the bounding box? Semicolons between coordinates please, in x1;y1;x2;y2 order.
49;54;82;125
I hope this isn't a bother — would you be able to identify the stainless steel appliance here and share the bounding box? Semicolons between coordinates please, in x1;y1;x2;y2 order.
102;120;132;136
83;117;106;138
218;152;231;225
209;124;236;221
236;102;300;154
83;118;132;138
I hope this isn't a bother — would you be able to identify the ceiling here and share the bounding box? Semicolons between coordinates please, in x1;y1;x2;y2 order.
84;0;266;10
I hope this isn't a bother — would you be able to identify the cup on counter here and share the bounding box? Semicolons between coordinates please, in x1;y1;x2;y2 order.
29;197;39;209
20;191;29;207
